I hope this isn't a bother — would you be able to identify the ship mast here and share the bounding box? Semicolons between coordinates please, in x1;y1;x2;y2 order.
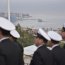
8;0;10;21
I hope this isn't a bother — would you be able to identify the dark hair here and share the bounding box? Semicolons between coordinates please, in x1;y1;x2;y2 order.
62;27;65;32
0;27;10;36
37;33;48;43
51;39;59;44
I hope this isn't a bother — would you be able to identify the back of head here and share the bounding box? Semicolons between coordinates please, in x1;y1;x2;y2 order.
48;31;62;44
0;17;15;31
0;28;10;36
38;28;51;41
0;17;15;38
37;28;50;43
10;29;20;39
62;23;65;32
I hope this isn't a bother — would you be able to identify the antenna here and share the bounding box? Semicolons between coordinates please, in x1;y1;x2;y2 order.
8;0;10;21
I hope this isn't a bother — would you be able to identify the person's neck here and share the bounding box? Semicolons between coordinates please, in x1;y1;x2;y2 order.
51;41;59;47
0;35;4;39
37;43;45;47
51;43;54;47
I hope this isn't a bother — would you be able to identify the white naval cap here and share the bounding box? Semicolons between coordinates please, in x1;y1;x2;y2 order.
0;17;15;31
38;28;51;41
48;31;62;41
10;29;20;38
63;23;65;28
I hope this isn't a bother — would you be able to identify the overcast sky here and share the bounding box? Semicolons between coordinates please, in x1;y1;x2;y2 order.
0;0;65;24
0;0;65;13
